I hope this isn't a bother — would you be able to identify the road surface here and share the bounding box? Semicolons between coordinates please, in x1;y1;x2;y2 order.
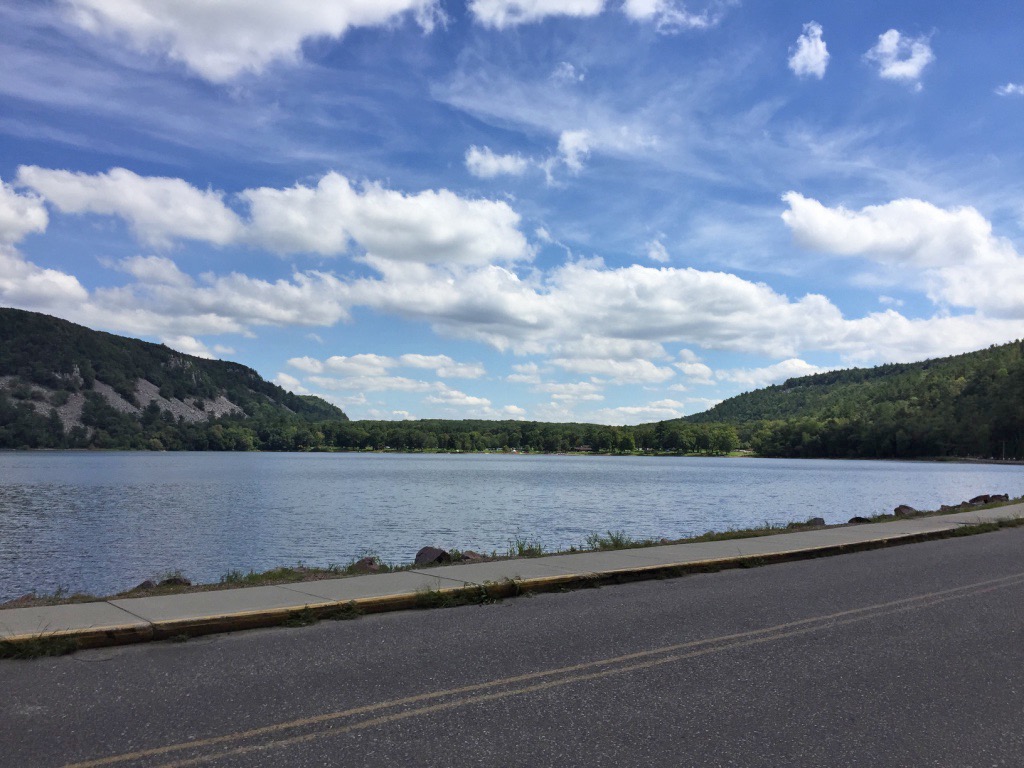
3;527;1024;767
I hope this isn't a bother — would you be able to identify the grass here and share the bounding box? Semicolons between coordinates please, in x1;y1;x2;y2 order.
507;537;544;558
0;634;79;660
5;495;1022;612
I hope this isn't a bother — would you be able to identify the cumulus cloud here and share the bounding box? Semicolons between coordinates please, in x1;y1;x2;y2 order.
18;167;531;266
469;0;605;28
551;62;585;83
995;83;1024;96
589;399;687;425
717;358;823;389
539;381;604;402
550;356;675;384
0;246;89;311
161;335;219;359
465;146;530;179
399;354;486;378
864;29;934;89
17;166;243;247
506;362;542;384
674;350;715;385
425;384;491;407
64;0;444;82
782;192;1024;317
291;352;484;379
243;172;530;264
0;180;48;245
788;21;829;79
273;372;310;395
645;238;670;263
621;0;716;33
557;130;592;174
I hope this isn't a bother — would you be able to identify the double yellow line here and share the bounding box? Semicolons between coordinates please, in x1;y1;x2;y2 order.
65;571;1024;768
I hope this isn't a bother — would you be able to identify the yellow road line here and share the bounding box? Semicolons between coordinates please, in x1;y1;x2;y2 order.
64;571;1024;768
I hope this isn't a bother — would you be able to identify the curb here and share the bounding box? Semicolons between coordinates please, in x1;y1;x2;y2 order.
2;519;1013;656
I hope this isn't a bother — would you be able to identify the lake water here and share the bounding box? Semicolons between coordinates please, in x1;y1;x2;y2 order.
1;452;1022;601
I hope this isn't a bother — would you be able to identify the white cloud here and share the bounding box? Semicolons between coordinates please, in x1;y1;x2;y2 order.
557;130;592;174
17;168;531;266
550;356;675;384
469;0;605;28
17;166;243;247
782;192;1024;317
995;83;1024;97
674;356;715;385
113;255;194;288
646;238;670;263
540;380;604;402
243;172;530;264
621;0;716;33
273;372;310;395
287;356;326;374
308;374;434;393
424;384;491;407
64;0;444;82
399;354;486;378
507;362;541;384
162;335;217;359
788;21;829;79
0;246;89;311
465;146;530;179
588;398;687;425
0;179;48;245
323;354;397;377
717;358;824;389
551;62;585;83
864;29;934;90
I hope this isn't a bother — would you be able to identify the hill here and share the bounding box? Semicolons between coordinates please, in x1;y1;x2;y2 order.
0;308;345;449
679;341;1024;459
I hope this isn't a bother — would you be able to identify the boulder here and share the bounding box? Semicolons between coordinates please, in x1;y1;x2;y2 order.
415;546;451;566
806;517;826;527
969;494;992;505
992;494;1010;502
893;505;917;517
848;516;871;524
159;575;192;587
351;556;381;574
460;550;485;562
132;580;157;591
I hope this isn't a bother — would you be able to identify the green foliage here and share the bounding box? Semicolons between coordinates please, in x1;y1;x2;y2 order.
680;340;1024;460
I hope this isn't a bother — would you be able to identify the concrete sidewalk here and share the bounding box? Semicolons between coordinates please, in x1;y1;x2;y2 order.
3;504;1022;651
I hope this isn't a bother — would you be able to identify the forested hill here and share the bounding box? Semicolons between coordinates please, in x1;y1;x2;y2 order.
681;341;1024;459
0;308;345;449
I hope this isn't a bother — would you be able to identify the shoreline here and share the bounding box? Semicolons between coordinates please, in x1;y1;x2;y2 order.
4;494;1020;611
2;447;1023;465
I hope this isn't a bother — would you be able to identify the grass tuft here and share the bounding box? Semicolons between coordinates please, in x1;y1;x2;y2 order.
0;635;79;660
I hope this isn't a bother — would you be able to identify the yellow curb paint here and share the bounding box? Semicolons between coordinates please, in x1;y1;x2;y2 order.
0;519;1009;653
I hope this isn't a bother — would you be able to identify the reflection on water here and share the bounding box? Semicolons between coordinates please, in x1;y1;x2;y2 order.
1;452;1021;600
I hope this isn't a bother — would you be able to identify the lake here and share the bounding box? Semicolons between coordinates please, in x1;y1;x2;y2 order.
1;452;1022;601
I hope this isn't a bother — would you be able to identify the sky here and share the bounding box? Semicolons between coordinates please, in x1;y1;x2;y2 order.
1;1;1023;424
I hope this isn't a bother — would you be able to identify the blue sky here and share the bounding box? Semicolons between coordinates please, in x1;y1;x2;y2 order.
1;0;1023;423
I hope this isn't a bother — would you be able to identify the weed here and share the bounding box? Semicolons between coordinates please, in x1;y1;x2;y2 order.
0;635;78;660
414;587;458;609
283;607;319;627
507;537;544;558
585;530;639;550
320;601;364;621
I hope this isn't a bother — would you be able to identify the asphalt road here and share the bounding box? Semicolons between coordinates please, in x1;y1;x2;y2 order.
3;527;1024;768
